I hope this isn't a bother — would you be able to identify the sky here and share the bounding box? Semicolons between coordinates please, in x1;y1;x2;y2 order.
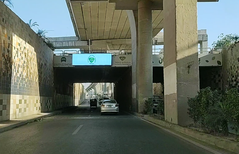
9;0;239;49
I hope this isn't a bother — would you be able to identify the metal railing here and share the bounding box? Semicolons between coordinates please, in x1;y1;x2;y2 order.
53;48;222;56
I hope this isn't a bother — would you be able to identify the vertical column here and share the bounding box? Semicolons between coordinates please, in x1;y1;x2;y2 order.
199;42;203;54
163;0;199;125
127;10;138;112
137;0;153;113
200;41;208;53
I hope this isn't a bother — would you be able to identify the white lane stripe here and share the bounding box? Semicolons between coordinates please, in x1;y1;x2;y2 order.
72;125;83;135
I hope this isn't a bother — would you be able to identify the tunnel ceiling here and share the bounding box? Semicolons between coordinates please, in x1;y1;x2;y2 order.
54;67;131;83
67;0;163;51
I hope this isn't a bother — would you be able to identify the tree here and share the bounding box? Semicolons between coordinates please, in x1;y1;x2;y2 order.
212;33;239;50
37;29;47;38
1;0;13;7
27;19;39;28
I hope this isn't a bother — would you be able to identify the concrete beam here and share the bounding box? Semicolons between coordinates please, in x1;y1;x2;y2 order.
66;0;80;38
48;37;88;49
85;83;98;92
48;37;131;49
92;39;131;47
70;0;107;1
109;0;163;10
153;30;208;45
109;0;218;10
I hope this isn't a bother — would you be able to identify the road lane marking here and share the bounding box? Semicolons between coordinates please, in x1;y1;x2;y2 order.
72;125;83;135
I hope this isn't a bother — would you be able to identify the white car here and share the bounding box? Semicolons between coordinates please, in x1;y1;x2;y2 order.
100;99;119;114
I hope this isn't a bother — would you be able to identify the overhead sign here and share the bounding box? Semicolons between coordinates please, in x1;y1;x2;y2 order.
53;56;73;67
152;54;163;67
72;54;112;66
112;55;132;67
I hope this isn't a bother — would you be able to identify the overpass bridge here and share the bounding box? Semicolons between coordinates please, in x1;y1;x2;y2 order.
48;29;208;53
55;48;222;102
52;0;219;126
0;0;220;126
53;50;222;107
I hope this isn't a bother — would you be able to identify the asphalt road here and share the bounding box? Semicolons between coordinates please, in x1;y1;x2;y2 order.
0;101;213;154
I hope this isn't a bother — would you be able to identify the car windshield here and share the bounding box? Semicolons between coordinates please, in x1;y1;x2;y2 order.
103;100;116;104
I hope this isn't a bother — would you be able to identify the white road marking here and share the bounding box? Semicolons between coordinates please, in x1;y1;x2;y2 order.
72;125;83;135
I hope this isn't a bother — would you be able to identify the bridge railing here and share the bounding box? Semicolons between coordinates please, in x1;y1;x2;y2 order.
53;48;222;56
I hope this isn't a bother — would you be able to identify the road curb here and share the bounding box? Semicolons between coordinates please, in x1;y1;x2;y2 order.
0;110;62;134
136;114;239;153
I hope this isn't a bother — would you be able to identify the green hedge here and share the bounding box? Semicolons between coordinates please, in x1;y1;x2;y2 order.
188;87;239;135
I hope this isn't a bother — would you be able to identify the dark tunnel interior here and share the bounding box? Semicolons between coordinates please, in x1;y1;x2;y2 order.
54;66;164;111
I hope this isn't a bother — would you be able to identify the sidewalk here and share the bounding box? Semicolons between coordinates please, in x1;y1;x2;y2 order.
0;110;62;134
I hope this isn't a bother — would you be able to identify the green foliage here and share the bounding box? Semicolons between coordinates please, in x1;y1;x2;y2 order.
188;87;221;126
37;29;47;38
204;102;228;135
144;98;153;114
212;33;239;50
188;87;239;136
1;0;13;7
157;99;164;115
27;19;39;28
223;88;239;133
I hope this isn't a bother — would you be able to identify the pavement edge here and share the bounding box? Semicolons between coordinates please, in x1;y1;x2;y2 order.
0;110;62;134
133;113;239;154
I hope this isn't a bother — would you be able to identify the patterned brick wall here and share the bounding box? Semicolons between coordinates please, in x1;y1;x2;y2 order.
199;67;222;90
0;3;72;121
0;94;10;121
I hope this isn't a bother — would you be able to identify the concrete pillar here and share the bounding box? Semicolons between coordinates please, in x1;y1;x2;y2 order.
111;83;114;98
127;10;138;112
163;0;199;126
199;41;208;53
137;0;153;113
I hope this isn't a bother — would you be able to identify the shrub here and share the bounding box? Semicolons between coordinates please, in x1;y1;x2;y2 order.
188;87;221;127
223;88;239;134
188;87;239;136
157;99;164;115
143;98;153;114
204;102;228;135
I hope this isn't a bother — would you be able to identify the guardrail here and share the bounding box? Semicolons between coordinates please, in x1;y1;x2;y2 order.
53;48;222;56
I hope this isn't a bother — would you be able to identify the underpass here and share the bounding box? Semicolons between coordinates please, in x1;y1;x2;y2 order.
0;0;233;153
0;105;214;154
53;50;221;112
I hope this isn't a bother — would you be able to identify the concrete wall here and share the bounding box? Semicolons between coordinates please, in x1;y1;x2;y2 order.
0;3;71;121
73;83;84;106
199;43;239;91
153;83;163;97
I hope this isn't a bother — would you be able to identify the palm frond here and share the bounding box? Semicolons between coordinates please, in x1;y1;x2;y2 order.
1;0;13;7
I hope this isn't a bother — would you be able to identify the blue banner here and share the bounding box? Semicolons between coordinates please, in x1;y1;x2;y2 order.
72;54;112;66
